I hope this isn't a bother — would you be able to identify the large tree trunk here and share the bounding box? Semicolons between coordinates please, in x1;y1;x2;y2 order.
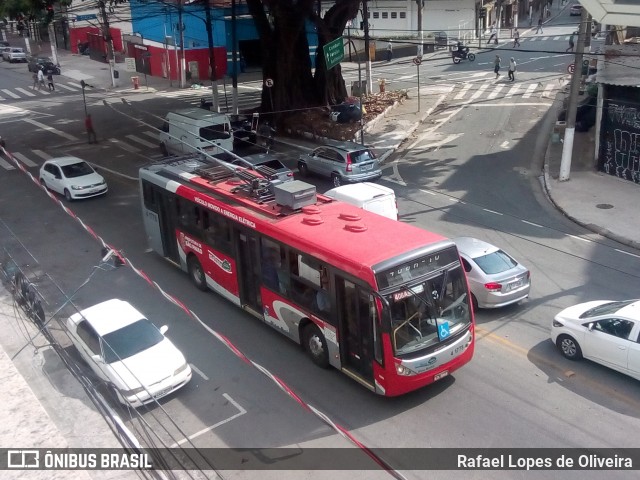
246;0;361;120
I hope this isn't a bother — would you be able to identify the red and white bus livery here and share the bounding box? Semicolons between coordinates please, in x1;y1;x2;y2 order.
139;156;474;396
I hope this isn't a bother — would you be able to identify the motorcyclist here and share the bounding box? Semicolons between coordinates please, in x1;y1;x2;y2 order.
456;42;468;57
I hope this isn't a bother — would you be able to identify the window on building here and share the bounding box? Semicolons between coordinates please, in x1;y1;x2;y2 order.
391;12;397;19
382;12;388;19
373;12;379;19
400;12;406;19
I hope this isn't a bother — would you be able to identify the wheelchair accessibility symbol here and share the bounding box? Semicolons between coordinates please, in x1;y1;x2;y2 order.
438;321;450;340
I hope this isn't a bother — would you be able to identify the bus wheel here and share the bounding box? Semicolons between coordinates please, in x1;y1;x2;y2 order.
188;257;208;291
304;324;329;368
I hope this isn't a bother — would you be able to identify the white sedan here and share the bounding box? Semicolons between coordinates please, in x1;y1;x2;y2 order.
39;156;107;201
67;299;192;407
551;299;640;380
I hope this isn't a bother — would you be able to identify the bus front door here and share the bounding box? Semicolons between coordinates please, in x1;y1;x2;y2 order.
236;230;262;314
157;192;180;263
336;277;374;383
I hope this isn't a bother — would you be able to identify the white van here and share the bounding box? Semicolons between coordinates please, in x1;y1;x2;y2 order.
159;109;233;156
324;182;398;220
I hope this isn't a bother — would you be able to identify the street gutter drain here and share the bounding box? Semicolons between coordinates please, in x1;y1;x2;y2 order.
596;204;614;210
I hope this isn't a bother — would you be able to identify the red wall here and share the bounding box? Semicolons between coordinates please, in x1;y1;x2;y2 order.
144;45;227;81
70;27;123;54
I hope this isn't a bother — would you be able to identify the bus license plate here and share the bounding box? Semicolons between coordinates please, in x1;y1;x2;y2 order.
434;371;449;381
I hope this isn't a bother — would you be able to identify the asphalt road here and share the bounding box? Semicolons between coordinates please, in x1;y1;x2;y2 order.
1;9;639;480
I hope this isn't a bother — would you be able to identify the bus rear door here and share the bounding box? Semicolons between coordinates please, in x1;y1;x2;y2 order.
236;229;263;314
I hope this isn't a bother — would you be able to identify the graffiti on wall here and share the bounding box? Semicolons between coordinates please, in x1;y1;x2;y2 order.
599;101;640;184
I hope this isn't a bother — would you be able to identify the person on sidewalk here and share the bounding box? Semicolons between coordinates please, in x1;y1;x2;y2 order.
513;28;521;48
566;32;575;52
536;17;544;34
85;114;97;144
46;71;55;91
37;68;45;90
32;72;38;90
487;24;498;45
508;57;517;82
386;42;393;62
494;55;501;79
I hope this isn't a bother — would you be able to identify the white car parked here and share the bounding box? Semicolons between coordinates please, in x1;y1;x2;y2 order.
551;299;640;380
66;299;193;407
39;156;107;201
4;47;27;63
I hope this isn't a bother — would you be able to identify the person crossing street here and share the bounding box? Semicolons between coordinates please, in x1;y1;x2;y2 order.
513;28;521;48
494;55;501;79
508;57;517;82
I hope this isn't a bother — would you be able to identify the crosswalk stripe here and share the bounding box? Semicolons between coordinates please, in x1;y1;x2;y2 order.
542;83;555;98
56;83;79;91
0;95;4;100
22;118;79;141
12;152;38;167
31;149;52;160
126;134;157;148
15;88;36;97
66;82;83;89
141;130;159;140
553;36;562;40
455;83;472;100
34;89;51;95
505;84;521;98
469;84;489;101
487;85;504;99
1;89;20;99
522;84;538;98
108;138;140;152
0;157;15;170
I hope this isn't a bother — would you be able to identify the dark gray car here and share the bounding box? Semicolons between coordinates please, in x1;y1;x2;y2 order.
298;140;382;187
232;153;294;184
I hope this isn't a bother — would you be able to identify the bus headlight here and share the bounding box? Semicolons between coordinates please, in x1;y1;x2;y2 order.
396;364;415;376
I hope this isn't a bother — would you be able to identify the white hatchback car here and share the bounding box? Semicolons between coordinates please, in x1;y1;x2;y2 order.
551;299;640;380
67;299;193;407
39;156;107;201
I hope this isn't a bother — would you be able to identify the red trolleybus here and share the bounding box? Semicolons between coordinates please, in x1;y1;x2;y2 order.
139;156;474;396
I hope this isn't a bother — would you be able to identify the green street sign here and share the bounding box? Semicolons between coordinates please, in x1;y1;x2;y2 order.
323;36;345;70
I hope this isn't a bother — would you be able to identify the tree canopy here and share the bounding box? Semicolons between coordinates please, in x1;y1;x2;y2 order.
245;0;360;119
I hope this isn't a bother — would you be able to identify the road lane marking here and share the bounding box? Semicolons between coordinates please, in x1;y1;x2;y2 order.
22;118;79;141
126;134;157;148
1;89;20;99
469;84;489;101
615;249;640;259
455;83;472;100
12;152;38;167
487;85;504;99
482;208;503;215
108;137;140;152
521;220;543;228
522;84;538;98
0;157;15;170
568;234;591;243
31;149;52;160
56;83;79;92
171;393;247;447
190;363;209;380
505;84;521;98
15;88;36;97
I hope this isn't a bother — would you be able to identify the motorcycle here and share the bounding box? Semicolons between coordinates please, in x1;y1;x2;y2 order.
452;47;476;64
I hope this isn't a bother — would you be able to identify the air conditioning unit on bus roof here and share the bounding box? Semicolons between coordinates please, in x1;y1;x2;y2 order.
273;180;317;210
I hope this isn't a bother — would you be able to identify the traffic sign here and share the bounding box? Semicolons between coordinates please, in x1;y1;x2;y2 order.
264;78;274;88
567;63;575;74
323;36;345;70
76;14;97;21
413;57;422;66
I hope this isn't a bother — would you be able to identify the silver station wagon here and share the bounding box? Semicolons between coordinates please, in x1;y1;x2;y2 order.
298;140;382;187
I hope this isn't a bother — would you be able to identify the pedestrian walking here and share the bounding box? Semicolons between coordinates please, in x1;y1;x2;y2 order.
85;114;97;144
536;17;544;34
566;32;575;52
37;68;45;90
46;71;55;91
386;42;393;62
32;71;38;89
513;28;521;48
494;55;501;79
508;57;517;82
487;24;498;45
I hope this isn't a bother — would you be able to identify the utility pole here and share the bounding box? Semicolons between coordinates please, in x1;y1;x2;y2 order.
231;0;238;114
178;0;186;88
204;1;220;111
97;0;117;88
362;0;372;94
559;7;589;181
416;0;424;58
